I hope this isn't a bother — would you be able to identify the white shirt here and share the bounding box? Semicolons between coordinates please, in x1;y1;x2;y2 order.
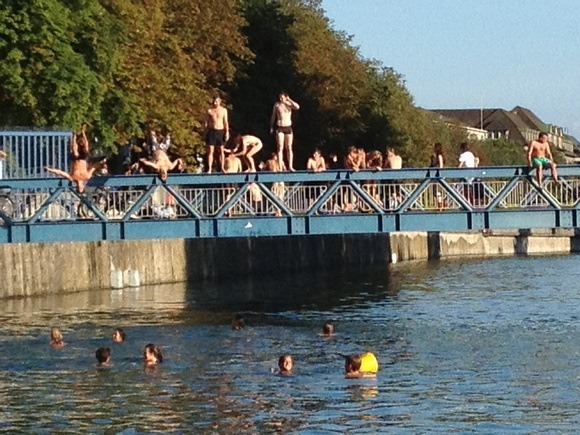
459;151;477;168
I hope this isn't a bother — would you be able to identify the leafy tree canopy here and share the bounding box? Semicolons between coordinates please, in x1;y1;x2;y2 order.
1;0;474;167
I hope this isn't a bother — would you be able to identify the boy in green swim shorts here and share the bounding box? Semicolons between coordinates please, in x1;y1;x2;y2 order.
527;132;558;187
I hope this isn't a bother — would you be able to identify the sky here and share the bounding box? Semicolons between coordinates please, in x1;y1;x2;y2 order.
321;0;580;138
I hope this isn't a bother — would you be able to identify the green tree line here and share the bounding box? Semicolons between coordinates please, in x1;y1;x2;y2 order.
1;0;515;168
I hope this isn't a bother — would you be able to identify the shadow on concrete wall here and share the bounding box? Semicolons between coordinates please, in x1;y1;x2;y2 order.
427;231;441;260
515;229;532;254
572;228;580;252
184;234;393;284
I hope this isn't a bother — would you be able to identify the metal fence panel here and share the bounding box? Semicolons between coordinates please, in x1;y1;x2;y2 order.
0;131;71;179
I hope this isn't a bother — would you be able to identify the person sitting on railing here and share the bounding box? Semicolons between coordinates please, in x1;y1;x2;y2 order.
384;147;402;169
366;150;383;171
139;149;184;181
306;148;326;172
527;132;559;188
223;148;242;173
344;146;364;171
44;125;106;193
325;153;340;170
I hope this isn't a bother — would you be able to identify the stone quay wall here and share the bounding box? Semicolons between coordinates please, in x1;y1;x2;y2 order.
0;230;577;299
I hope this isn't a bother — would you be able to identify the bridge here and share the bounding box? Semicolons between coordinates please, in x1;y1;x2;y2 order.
0;166;577;244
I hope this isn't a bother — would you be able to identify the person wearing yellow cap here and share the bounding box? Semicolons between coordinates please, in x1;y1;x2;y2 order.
344;352;378;378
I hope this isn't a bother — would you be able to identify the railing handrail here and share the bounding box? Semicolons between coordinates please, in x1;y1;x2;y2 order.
1;164;577;190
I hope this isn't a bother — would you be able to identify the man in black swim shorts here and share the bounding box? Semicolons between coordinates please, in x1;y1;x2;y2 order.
205;96;229;173
270;92;300;171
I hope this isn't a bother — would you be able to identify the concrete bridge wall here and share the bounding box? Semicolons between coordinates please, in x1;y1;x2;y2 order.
0;230;577;299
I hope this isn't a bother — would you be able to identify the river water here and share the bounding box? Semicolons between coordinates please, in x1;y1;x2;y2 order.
0;255;578;433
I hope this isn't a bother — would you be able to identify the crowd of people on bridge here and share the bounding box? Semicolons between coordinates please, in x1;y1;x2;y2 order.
14;91;557;193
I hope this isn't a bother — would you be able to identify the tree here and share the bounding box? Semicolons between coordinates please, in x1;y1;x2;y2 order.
101;0;252;164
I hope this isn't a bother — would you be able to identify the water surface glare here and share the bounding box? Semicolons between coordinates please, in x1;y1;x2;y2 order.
0;255;578;432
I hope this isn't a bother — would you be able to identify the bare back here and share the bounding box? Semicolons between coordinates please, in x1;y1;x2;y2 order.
152;150;171;167
388;155;402;169
265;157;280;172
70;160;93;182
224;155;242;173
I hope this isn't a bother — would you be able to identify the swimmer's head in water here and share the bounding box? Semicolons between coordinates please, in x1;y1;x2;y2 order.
231;315;245;330
96;346;111;364
51;327;62;340
112;328;125;343
50;327;64;347
143;343;163;364
322;321;334;335
344;354;362;374
278;354;293;374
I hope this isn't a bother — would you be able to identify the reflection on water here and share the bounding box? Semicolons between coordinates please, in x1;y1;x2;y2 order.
0;256;579;432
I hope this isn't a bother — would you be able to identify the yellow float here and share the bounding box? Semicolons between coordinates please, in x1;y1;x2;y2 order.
359;352;378;373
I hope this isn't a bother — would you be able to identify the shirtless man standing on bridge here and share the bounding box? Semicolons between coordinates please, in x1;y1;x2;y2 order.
270;92;300;171
527;132;558;187
45;125;106;193
205;96;229;173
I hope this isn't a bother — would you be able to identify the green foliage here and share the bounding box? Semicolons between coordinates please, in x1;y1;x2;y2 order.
0;0;478;168
475;139;527;166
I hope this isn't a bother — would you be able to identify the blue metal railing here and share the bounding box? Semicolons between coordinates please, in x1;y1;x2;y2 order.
0;165;577;243
0;131;71;179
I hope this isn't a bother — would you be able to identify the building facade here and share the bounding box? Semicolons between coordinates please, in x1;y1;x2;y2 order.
431;107;580;162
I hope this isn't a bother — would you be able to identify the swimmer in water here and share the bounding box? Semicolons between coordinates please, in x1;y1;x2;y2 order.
50;327;65;348
344;354;363;378
231;314;245;330
320;321;334;337
96;347;111;367
344;352;378;378
143;343;163;365
278;354;293;375
111;328;125;343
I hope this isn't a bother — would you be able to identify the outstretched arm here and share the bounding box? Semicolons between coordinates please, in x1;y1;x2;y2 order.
169;158;184;171
45;166;73;182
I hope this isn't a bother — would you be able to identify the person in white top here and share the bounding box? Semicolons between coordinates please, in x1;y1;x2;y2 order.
458;142;478;168
458;142;480;206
